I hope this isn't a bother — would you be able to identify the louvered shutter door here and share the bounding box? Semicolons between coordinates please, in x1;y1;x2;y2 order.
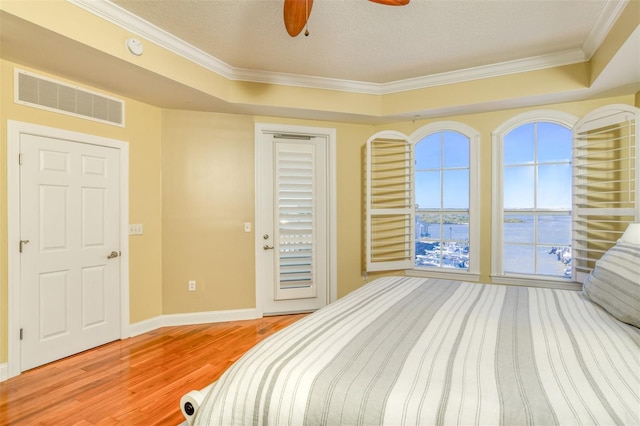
573;104;639;282
366;133;414;272
274;142;317;300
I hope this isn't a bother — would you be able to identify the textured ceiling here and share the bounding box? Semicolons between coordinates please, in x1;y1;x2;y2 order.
1;0;636;123
110;0;618;84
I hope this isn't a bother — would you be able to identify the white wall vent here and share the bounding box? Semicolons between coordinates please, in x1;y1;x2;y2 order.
14;69;125;127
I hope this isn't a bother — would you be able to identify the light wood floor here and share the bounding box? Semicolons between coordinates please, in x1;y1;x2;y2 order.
0;314;306;425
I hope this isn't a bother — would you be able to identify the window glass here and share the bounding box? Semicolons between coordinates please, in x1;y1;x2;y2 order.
504;166;534;209
538;215;571;245
443;170;469;209
415;133;440;169
503;244;534;274
537;123;572;163
443;132;469;167
504;123;534;164
504;214;534;243
536;246;571;277
501;121;572;278
537;164;572;209
415;130;472;271
417;213;440;238
415;171;440;209
446;214;470;241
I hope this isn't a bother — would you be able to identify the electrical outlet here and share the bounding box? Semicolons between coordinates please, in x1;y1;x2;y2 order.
188;280;196;291
244;222;251;232
129;224;143;235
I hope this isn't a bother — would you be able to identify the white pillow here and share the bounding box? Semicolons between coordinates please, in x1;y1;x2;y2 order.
582;241;640;328
619;223;640;244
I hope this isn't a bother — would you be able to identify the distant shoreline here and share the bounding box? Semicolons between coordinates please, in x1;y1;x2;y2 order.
504;217;525;223
417;215;527;224
416;214;469;225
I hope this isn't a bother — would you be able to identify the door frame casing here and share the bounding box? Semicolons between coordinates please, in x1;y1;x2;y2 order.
6;120;130;378
254;123;337;316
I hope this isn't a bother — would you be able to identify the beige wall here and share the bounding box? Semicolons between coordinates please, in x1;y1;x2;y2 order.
0;60;163;364
161;110;257;313
161;111;374;314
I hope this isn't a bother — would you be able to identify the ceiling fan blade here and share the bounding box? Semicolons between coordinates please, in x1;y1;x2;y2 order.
283;0;314;37
368;0;410;5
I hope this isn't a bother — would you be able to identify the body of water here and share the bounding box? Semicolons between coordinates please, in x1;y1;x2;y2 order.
415;215;571;277
504;215;571;277
415;222;470;269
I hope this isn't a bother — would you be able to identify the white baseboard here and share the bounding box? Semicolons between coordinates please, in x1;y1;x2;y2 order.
0;310;259;382
162;308;258;327
0;363;7;382
128;315;165;337
129;308;259;337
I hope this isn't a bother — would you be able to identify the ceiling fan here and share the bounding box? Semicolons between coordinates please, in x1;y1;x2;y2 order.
284;0;410;37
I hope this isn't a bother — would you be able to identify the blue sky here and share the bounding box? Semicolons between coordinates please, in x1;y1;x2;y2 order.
504;122;572;210
415;123;572;211
415;131;469;209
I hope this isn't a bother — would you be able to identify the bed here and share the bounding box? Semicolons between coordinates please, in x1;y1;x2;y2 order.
181;238;639;425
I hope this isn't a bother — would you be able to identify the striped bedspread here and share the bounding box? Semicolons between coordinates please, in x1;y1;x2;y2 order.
195;277;640;425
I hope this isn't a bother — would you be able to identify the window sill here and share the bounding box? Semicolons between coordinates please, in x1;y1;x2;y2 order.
406;268;480;282
490;274;582;291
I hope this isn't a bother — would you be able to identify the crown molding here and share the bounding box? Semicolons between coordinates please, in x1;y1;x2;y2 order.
68;0;610;96
231;67;386;94
67;0;235;77
226;48;588;95
379;50;588;95
582;0;629;58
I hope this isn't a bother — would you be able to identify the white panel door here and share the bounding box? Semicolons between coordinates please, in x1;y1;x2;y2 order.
20;134;121;371
259;134;328;314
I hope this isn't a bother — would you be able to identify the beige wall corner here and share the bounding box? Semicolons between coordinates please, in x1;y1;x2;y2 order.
590;0;640;84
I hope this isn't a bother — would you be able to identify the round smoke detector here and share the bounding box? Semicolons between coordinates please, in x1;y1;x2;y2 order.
125;38;144;56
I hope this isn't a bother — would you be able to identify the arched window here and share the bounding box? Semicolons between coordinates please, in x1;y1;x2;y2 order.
365;122;479;279
492;111;578;282
411;122;480;276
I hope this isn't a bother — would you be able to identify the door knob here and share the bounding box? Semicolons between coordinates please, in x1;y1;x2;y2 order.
107;251;119;259
263;245;274;250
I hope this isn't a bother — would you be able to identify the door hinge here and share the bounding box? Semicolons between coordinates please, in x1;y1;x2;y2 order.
19;240;30;253
19;328;23;340
18;153;23;165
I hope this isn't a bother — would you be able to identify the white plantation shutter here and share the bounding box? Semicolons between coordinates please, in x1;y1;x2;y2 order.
366;132;414;272
274;142;317;300
573;104;639;282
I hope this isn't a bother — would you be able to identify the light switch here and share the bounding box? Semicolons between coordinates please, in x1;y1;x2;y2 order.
129;224;143;235
244;222;251;232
